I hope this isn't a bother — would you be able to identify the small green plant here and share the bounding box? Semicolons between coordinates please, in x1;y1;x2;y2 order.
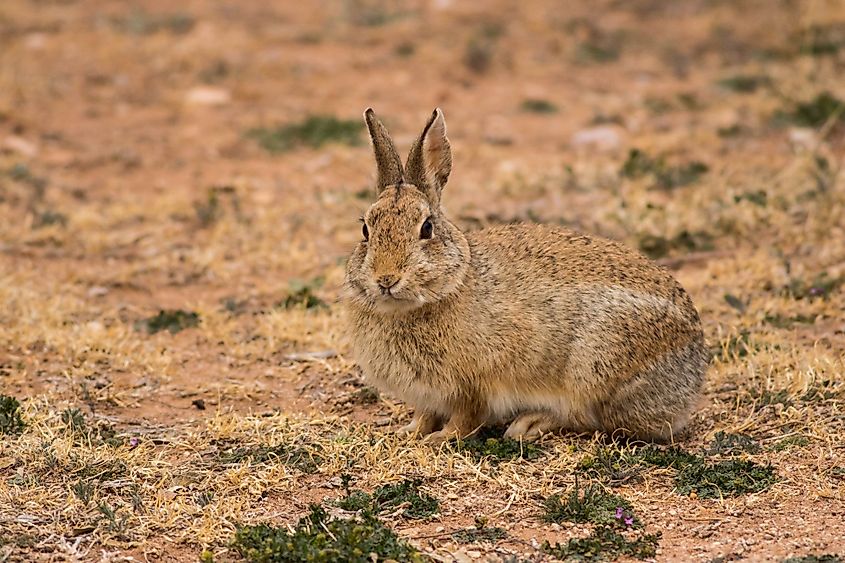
281;278;328;310
799;23;845;56
637;230;715;260
463;22;503;73
763;313;817;329
135;309;200;334
723;294;746;313
707;430;762;455
453;427;544;464
783;273;843;301
216;443;321;473
542;525;660;561
783;92;845;128
717;75;769;93
111;9;195;35
706;431;761;455
675;459;777;498
33;210;68;229
734;190;768;207
247;116;362;153
521;99;558;114
72;479;95;506
783;556;843;563
772;434;809;452
62;408;87;434
621;149;709;190
232;504;425;563
0;395;25;435
337;477;439;519
543;481;639;528
452;517;507;544
97;502;129;536
718;330;753;361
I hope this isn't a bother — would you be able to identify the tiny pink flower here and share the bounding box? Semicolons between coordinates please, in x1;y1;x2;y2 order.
129;437;139;448
624;516;634;527
615;507;624;519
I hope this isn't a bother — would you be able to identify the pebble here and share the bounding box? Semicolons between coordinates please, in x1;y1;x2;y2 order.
3;136;38;157
570;125;623;151
185;87;231;106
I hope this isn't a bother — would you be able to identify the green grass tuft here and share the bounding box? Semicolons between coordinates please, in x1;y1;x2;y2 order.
783;273;843;301
621;148;709;190
706;432;761;455
0;395;25;435
717;75;769;93
637;230;715;259
676;459;777;498
337;478;439;519
521;98;558;114
784;92;845;128
216;442;322;473
232;504;426;563
451;517;507;544
247;116;362;153
453;427;544;463
543;482;639;528
542;525;661;561
281;278;328;310
783;555;843;563
135;310;200;334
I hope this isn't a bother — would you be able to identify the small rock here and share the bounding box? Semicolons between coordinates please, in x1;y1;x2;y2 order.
571;126;623;151
466;550;481;559
3;136;38;157
435;526;445;532
788;127;816;149
87;286;109;298
192;399;206;410
185;87;231;106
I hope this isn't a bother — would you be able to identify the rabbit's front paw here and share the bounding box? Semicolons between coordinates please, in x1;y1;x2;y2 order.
397;411;441;437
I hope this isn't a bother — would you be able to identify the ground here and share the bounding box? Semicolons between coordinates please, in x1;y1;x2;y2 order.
1;0;844;561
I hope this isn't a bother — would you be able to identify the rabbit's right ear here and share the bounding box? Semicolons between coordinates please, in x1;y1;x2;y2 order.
364;108;404;193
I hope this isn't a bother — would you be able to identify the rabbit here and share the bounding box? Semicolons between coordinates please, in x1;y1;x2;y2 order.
343;108;709;443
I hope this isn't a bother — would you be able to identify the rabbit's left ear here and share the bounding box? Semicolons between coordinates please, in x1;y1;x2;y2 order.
405;108;451;206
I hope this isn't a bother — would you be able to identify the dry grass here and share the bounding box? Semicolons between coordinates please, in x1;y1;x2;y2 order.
1;0;845;561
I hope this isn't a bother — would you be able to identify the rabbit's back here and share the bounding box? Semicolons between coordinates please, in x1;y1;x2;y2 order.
465;223;708;436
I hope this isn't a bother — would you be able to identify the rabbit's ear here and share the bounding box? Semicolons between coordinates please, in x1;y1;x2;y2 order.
405;108;451;206
364;108;404;193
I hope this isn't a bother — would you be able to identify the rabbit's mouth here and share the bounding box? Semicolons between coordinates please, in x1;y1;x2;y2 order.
371;290;422;314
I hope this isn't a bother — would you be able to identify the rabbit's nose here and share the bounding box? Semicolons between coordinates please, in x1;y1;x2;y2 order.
377;274;400;290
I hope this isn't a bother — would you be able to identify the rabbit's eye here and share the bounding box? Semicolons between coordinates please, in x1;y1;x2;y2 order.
362;223;369;241
420;218;433;240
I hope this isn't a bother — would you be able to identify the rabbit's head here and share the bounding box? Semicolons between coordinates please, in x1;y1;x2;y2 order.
344;109;470;314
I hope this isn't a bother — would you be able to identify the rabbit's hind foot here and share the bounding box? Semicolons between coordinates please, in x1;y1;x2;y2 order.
503;411;562;441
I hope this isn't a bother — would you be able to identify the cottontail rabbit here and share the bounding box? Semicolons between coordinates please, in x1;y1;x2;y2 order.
343;108;708;442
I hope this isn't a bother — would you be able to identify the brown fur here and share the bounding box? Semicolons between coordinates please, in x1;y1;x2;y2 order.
344;109;709;442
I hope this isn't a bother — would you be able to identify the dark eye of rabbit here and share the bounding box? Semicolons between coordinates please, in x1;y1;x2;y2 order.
420;218;433;239
362;223;369;241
